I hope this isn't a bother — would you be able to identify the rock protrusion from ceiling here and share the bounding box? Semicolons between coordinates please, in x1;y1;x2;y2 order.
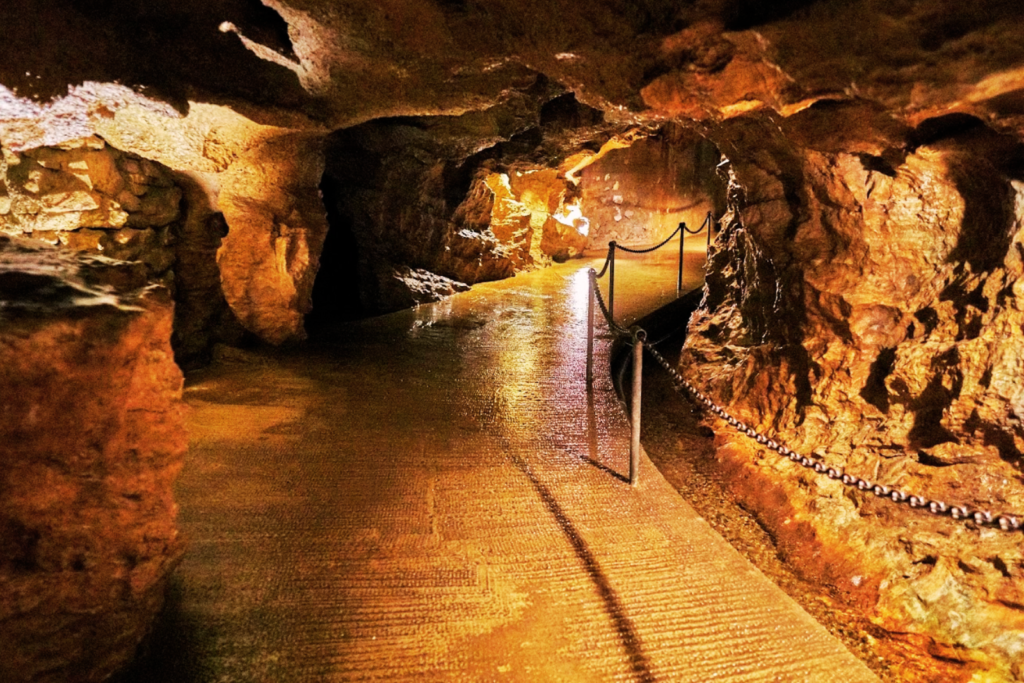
0;236;186;683
216;132;327;345
682;105;1024;681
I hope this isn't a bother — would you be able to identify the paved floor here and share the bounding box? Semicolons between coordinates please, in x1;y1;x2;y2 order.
120;252;879;681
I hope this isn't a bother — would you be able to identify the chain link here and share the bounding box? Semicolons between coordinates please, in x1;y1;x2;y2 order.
595;243;615;279
616;222;685;254
680;212;713;236
642;343;1024;533
589;268;632;337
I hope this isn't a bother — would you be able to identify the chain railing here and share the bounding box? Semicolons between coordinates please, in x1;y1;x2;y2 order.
591;212;714;320
585;212;1023;532
643;343;1024;533
586;212;715;485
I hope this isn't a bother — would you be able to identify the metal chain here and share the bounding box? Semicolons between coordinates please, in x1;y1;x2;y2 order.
595;243;615;279
589;268;632;337
616;222;685;254
681;212;713;235
643;342;1024;533
613;212;714;251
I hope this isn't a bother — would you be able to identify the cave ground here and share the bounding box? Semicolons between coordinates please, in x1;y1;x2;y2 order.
115;255;876;681
641;333;897;682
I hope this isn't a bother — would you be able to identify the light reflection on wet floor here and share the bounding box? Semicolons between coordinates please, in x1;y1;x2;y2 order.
117;247;878;682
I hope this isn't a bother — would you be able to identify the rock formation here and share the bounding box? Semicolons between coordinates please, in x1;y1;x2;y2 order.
0;236;186;683
581;124;727;248
680;102;1024;683
2;0;1024;680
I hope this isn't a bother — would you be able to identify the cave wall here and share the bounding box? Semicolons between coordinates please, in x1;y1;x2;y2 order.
0;137;180;288
0;237;186;683
3;0;1024;681
682;104;1024;681
581;125;726;249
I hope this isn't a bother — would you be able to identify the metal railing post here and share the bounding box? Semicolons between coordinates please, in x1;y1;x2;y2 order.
677;222;685;293
706;212;713;250
586;272;595;385
608;241;616;322
630;331;644;486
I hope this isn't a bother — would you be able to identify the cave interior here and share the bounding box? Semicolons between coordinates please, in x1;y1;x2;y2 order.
3;1;1024;682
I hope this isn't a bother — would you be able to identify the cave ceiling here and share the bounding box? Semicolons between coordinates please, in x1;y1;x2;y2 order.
1;0;1022;155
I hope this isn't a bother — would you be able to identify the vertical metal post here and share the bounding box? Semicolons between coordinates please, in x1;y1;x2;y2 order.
608;242;616;322
586;272;594;385
630;332;644;486
677;222;685;293
706;212;713;250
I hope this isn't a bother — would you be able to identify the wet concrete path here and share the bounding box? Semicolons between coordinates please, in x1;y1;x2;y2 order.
121;253;878;681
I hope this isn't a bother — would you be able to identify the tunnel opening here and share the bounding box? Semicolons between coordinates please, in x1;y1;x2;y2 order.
305;119;729;332
307;170;367;332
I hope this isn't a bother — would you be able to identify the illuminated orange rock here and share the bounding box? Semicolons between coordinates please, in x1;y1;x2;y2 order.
0;236;186;683
217;132;328;344
581;126;726;248
682;108;1024;682
1;2;1024;679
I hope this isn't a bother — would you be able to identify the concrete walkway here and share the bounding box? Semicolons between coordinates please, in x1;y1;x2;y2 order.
121;254;879;682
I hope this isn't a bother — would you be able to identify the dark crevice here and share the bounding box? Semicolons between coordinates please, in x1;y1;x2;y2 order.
905;347;962;449
910;114;987;148
861;347;897;413
914;307;939;336
227;0;297;60
855;153;897;178
721;0;817;30
539;93;605;129
307;172;365;330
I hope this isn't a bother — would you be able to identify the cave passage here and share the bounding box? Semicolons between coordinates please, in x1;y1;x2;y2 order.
114;254;874;681
305;122;728;333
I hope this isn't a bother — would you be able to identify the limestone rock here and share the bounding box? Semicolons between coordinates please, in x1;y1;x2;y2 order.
0;139;181;297
0;138;181;235
217;132;328;345
483;172;534;269
581;125;726;249
373;262;470;312
0;235;186;683
682;107;1024;681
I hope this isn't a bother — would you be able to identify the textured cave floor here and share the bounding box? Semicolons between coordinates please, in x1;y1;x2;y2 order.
115;251;878;682
639;334;897;683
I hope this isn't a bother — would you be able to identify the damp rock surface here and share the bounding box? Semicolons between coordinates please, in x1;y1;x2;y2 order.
682;106;1024;682
0;236;186;683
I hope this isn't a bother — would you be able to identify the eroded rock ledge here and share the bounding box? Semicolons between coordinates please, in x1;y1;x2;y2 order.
0;236;186;683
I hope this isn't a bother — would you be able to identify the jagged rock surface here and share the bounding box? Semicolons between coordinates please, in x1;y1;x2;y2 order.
1;1;1024;680
216;132;327;344
0;236;186;683
0;137;180;287
682;108;1024;682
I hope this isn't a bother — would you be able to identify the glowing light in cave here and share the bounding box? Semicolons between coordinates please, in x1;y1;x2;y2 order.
552;200;590;237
